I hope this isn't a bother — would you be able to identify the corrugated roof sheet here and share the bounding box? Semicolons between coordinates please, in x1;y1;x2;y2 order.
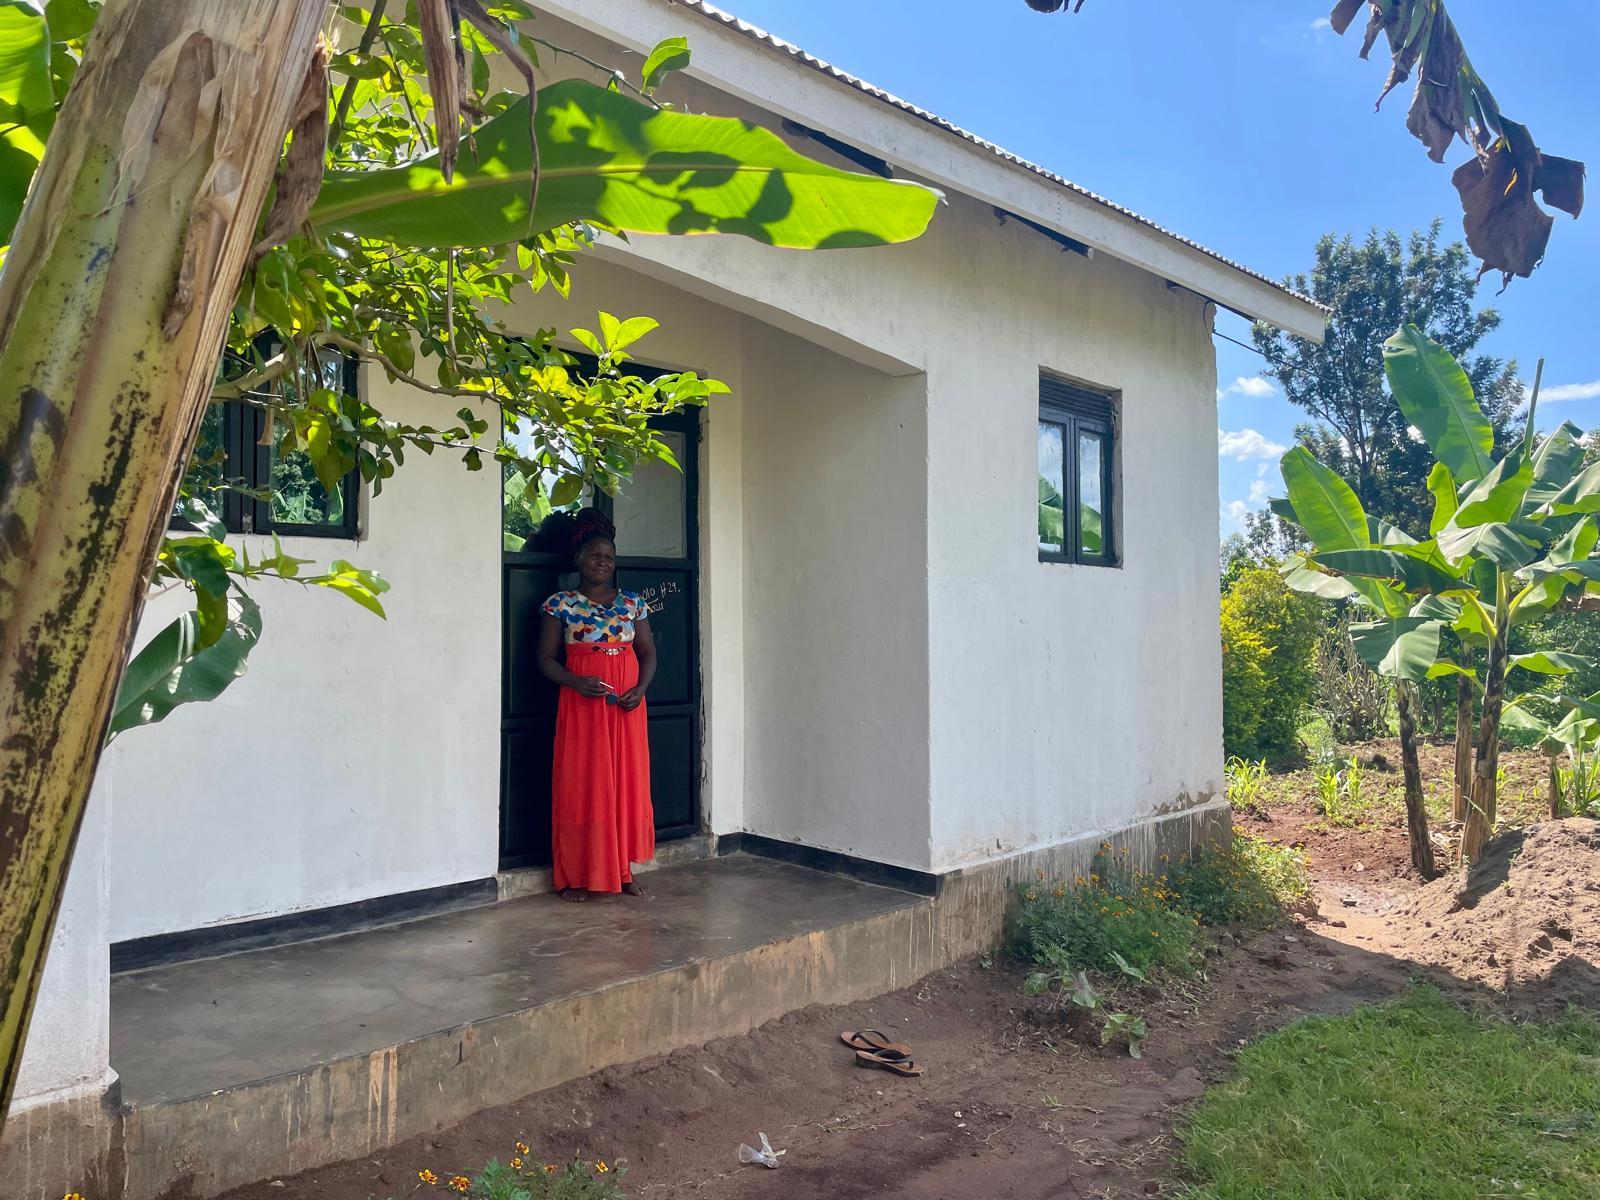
669;0;1322;314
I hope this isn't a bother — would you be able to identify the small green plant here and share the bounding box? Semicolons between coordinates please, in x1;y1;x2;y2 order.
1023;967;1147;1058
1343;755;1365;809
1313;756;1372;827
1557;744;1600;816
1224;756;1270;813
1101;1010;1148;1059
1163;834;1310;927
418;1150;627;1199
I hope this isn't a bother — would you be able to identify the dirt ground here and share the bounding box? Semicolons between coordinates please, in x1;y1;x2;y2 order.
222;755;1598;1200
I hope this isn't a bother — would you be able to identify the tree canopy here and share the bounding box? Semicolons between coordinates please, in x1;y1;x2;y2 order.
1252;224;1521;537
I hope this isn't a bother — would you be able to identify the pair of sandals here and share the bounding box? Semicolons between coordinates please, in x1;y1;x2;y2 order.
840;1029;923;1077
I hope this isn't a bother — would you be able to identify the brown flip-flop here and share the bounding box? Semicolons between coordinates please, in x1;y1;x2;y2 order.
854;1049;923;1077
840;1029;912;1057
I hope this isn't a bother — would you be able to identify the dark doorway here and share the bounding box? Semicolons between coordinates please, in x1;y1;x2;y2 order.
499;409;701;871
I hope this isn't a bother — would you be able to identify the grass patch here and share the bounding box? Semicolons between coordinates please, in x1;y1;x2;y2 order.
1180;988;1600;1199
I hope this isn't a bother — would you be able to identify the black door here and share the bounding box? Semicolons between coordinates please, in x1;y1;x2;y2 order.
499;410;701;870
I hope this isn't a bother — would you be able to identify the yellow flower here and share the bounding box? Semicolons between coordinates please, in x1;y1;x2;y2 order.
1151;930;1161;937
418;1169;439;1185
448;1176;471;1194
511;1158;523;1170
1024;890;1037;901
515;1141;530;1155
596;1161;610;1173
545;1164;559;1175
63;1194;87;1200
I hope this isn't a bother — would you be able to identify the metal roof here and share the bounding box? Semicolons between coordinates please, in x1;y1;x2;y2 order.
668;0;1324;316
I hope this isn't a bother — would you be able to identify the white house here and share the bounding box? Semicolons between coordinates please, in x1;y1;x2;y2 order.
3;3;1324;1197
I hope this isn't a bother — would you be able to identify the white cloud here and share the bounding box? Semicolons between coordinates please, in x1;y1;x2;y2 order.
1249;479;1271;504
1310;17;1331;30
1535;379;1600;404
1256;462;1270;478
1222;499;1251;528
1218;375;1277;401
1218;427;1288;461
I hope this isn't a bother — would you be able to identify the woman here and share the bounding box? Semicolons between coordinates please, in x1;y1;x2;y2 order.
536;508;656;902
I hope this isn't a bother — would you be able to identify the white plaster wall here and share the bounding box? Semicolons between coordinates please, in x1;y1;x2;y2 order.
738;323;933;870
919;203;1224;871
14;772;113;1105
105;372;502;942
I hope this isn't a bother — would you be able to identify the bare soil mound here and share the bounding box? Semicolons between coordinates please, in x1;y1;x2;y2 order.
1387;818;1600;1011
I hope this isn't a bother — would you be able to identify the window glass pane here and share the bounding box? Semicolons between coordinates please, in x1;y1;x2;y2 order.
1078;430;1105;557
270;349;350;529
1037;422;1065;554
269;444;344;527
613;431;687;558
180;402;229;518
502;426;592;552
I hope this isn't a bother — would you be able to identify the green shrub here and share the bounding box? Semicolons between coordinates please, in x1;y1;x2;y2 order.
1010;846;1198;977
1163;834;1309;927
1221;608;1270;760
1221;568;1324;759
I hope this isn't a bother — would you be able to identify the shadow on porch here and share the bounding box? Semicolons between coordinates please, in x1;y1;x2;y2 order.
109;854;937;1200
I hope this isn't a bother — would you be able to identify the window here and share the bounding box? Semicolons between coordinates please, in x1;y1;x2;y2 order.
1038;374;1116;566
179;338;361;538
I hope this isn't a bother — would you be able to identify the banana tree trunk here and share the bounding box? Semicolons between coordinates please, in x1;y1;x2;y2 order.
1453;665;1473;824
0;0;327;1130
1396;681;1437;879
1462;589;1511;863
1547;749;1564;820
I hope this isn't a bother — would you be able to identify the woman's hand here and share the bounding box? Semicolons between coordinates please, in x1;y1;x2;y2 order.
569;676;610;699
617;686;646;711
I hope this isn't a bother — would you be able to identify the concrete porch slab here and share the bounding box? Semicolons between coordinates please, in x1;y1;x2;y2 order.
110;855;937;1199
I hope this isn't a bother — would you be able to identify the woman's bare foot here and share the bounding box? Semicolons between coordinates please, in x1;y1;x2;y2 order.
621;882;649;898
558;888;589;903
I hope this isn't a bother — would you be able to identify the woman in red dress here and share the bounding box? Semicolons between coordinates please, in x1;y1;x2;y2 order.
536;509;656;902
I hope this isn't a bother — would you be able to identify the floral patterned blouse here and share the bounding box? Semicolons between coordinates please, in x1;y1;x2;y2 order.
542;589;648;644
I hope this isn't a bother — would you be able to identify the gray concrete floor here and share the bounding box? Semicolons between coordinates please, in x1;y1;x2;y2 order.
111;855;923;1105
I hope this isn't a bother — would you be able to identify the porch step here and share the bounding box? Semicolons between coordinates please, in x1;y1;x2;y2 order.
110;855;937;1200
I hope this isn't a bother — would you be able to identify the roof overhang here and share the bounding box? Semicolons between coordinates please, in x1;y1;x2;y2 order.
530;0;1329;343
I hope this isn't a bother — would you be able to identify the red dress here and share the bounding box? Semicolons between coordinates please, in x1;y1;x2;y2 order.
543;590;654;892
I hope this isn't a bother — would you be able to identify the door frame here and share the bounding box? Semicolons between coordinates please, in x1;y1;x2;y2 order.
498;402;704;870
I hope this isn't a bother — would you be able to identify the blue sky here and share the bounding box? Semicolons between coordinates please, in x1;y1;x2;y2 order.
712;0;1599;539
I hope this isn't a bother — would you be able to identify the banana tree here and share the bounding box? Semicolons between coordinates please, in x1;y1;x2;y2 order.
1282;326;1600;863
1275;448;1442;877
0;0;941;1127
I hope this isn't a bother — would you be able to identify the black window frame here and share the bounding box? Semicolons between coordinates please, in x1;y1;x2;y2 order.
1038;373;1118;568
176;336;362;539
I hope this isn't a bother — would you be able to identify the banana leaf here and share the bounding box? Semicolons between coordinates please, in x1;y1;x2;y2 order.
1383;325;1494;484
1348;616;1444;683
1314;548;1469;597
1280;446;1369;551
310;78;942;250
